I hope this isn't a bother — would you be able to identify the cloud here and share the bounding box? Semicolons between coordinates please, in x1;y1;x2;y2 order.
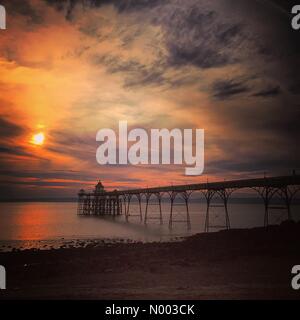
0;117;24;138
253;86;281;97
45;0;165;19
162;5;244;69
94;55;167;88
1;0;42;24
212;79;249;99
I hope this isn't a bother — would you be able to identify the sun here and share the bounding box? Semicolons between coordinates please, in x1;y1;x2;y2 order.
31;132;45;146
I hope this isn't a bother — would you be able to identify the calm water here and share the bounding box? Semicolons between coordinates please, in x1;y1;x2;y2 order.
0;201;299;250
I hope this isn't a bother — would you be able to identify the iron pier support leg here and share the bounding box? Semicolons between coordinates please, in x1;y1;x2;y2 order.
86;195;89;215
92;195;95;215
102;197;105;215
119;198;121;215
126;195;131;222
182;191;192;230
218;189;232;230
97;196;100;215
185;198;191;230
158;194;163;225
83;197;87;215
168;192;176;229
116;196;120;215
137;194;143;222
77;194;84;215
88;195;91;215
100;197;102;215
284;186;292;221
204;190;213;233
253;186;275;228
224;201;230;230
264;187;270;227
122;195;126;217
204;196;210;232
113;197;116;216
144;194;150;225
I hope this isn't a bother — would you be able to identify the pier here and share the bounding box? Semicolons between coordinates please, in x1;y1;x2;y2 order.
77;174;300;232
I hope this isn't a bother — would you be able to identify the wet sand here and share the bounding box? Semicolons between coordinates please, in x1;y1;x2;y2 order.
1;221;300;300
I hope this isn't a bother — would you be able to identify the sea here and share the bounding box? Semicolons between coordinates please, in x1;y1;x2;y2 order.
0;201;299;251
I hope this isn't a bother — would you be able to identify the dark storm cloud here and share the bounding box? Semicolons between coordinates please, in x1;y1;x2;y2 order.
1;0;42;24
0;179;80;187
48;1;245;69
0;146;27;156
264;104;300;140
289;82;300;95
94;55;173;88
95;56;146;74
210;106;300;177
206;157;299;175
47;144;95;161
214;100;300;143
270;0;297;14
205;125;299;176
212;79;249;99
0;169;83;180
114;0;167;12
45;130;103;165
97;56;164;82
124;70;165;88
163;7;244;69
253;86;281;97
45;0;165;19
0;145;49;160
0;117;24;138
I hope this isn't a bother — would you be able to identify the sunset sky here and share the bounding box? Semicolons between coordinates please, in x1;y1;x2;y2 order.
0;0;299;199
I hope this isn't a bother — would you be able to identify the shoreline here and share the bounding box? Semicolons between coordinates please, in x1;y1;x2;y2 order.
0;236;186;252
1;221;300;299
